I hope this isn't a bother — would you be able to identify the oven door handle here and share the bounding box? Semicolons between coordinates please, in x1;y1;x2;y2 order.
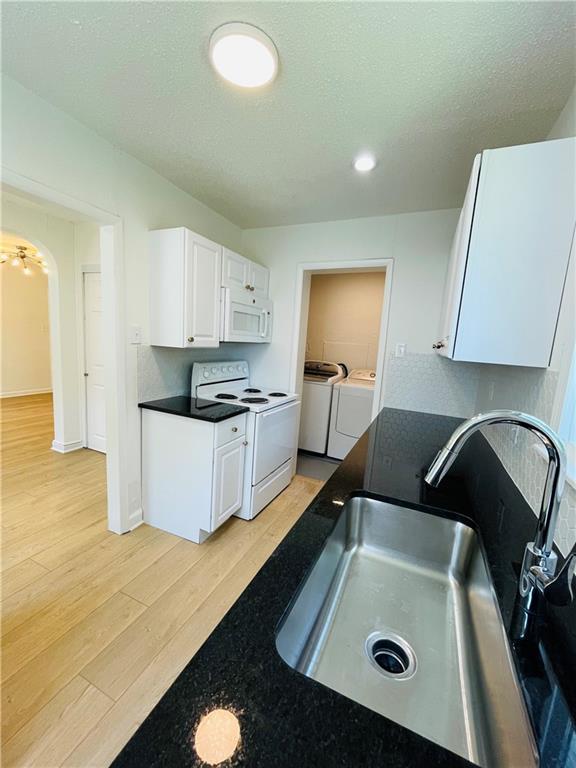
260;400;299;418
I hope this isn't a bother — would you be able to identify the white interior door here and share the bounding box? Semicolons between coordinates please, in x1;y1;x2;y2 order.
84;272;106;453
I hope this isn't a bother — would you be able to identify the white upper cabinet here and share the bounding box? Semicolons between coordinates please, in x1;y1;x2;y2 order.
149;227;221;348
222;248;269;298
436;138;575;367
222;248;250;292
249;261;270;297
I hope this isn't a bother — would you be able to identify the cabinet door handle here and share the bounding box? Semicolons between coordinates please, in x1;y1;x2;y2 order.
231;426;238;432
187;336;195;343
243;440;248;446
245;284;252;290
432;340;445;349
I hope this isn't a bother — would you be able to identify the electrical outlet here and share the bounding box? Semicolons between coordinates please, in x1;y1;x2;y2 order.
488;381;495;402
511;425;520;445
395;343;406;358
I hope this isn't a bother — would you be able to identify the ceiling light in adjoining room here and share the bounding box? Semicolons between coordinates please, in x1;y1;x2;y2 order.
354;153;377;173
209;23;278;88
1;244;47;275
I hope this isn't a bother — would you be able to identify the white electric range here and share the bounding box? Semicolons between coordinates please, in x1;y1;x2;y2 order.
191;361;300;520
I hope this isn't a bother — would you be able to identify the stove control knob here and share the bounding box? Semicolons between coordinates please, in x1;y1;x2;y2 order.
203;370;210;378
211;367;217;374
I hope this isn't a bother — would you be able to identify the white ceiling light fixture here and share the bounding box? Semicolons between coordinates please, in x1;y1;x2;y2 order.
209;22;278;88
354;153;377;173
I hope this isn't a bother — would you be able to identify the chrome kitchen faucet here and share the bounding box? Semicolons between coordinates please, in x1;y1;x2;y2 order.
425;411;576;627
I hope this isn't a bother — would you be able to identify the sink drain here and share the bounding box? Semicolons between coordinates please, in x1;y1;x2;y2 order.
365;632;417;680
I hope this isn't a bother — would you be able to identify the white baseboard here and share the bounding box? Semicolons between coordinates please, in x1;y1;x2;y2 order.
51;439;84;454
128;507;144;530
1;388;53;399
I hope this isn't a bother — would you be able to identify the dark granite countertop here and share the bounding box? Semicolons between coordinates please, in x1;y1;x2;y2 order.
139;396;249;423
115;407;575;768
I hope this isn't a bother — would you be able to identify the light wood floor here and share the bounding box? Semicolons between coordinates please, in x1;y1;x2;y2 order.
1;394;323;767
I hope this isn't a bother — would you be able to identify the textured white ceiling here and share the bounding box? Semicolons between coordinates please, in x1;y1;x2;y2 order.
2;2;575;227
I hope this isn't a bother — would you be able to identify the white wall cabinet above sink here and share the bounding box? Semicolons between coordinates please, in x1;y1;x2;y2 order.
149;227;221;348
222;248;269;298
436;138;575;367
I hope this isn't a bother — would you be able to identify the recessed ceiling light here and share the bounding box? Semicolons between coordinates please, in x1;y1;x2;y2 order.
209;22;278;88
354;154;377;173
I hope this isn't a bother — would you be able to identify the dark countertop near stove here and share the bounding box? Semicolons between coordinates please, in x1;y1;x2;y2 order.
139;396;249;423
115;407;576;768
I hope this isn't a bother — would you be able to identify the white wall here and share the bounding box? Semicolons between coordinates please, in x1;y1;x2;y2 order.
241;209;482;418
75;222;101;268
242;210;457;380
547;83;576;140
2;74;243;524
0;256;51;396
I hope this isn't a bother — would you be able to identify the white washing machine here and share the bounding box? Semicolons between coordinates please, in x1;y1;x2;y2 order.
298;361;347;454
327;369;376;460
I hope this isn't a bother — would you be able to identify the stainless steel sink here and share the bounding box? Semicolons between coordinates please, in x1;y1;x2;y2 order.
275;496;538;767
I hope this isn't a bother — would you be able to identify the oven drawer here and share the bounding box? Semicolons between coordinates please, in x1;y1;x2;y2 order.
215;414;246;448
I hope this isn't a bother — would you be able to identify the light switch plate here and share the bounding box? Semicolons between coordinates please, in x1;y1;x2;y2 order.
130;325;142;344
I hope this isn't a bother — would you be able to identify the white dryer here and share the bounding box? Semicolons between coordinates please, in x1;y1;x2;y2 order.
298;361;347;454
327;369;376;460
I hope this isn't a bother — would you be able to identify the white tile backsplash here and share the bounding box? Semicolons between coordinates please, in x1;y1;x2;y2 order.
476;365;575;556
383;352;482;418
137;344;248;402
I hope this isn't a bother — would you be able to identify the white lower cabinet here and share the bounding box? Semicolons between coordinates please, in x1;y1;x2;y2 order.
212;437;246;529
142;408;247;543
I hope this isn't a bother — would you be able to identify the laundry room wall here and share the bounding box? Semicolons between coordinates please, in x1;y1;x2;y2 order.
305;271;385;372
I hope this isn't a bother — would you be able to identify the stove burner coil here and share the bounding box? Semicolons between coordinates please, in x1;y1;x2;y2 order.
215;393;238;400
268;392;287;397
241;397;269;404
244;388;262;393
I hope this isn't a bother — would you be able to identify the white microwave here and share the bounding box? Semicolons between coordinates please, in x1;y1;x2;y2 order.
220;288;273;343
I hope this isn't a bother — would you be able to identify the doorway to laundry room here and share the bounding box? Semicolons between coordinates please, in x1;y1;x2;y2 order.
291;261;392;481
